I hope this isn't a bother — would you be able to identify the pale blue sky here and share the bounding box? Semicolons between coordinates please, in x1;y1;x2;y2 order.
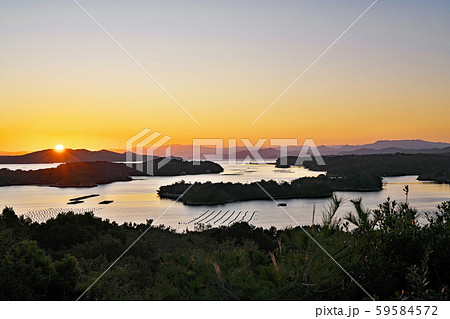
1;0;450;150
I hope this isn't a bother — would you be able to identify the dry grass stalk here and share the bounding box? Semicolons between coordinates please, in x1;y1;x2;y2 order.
269;252;279;271
312;203;316;231
213;262;222;281
277;239;282;259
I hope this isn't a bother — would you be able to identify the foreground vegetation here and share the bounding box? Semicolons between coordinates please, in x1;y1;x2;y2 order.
158;175;382;205
1;196;449;301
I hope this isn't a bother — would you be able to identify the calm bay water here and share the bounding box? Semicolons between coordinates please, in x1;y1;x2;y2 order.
0;161;449;230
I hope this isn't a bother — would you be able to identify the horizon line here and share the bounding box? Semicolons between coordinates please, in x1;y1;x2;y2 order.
2;138;450;155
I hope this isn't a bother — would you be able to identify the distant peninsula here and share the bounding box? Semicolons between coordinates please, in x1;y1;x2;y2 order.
276;153;450;183
0;159;223;188
158;175;382;205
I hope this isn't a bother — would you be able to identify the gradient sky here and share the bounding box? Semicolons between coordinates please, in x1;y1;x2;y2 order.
1;0;450;151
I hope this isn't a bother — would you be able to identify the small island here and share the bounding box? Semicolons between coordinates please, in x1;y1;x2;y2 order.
158;174;382;205
129;157;223;176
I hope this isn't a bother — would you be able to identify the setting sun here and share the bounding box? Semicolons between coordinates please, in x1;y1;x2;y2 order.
54;144;65;152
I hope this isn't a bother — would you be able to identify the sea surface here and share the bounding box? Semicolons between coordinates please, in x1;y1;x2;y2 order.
0;161;449;231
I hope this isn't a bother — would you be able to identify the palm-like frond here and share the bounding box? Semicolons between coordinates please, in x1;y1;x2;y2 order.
344;197;375;232
322;195;344;229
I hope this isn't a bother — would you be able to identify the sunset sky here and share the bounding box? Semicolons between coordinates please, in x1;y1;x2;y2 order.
1;0;450;152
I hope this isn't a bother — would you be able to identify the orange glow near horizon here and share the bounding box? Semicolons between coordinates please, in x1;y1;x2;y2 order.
1;1;449;152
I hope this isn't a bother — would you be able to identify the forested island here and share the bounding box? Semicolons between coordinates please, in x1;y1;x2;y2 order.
0;162;141;187
0;159;223;187
1;198;448;300
276;153;450;183
129;157;223;176
158;175;382;205
156;153;450;205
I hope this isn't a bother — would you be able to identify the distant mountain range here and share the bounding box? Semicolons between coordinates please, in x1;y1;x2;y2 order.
153;139;450;159
335;146;450;156
315;140;450;156
1;140;449;164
